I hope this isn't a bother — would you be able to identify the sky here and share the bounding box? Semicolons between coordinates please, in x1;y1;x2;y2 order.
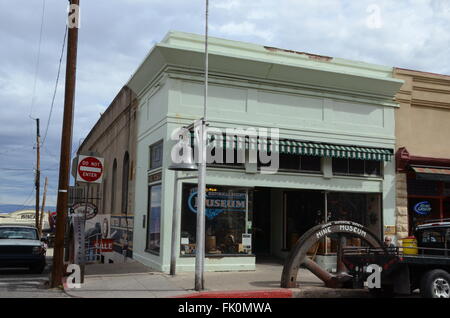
1;0;450;207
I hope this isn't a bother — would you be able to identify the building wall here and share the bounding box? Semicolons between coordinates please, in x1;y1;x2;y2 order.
395;68;450;158
130;31;402;272
77;86;137;261
133;75;399;272
394;68;450;239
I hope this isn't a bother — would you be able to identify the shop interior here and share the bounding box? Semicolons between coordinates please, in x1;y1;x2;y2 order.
179;184;383;268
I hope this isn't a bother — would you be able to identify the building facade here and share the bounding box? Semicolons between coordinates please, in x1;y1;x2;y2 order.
394;68;450;239
75;86;137;263
128;31;403;272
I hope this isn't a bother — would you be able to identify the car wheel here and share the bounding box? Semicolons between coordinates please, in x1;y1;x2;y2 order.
420;269;450;298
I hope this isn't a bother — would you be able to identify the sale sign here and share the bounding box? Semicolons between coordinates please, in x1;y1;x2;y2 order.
76;155;104;183
94;239;114;253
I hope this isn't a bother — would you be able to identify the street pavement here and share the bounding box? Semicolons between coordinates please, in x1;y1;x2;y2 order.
0;251;68;298
0;251;417;298
64;258;372;298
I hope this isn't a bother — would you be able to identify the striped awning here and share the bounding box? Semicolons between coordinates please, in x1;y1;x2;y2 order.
411;165;450;182
192;133;393;161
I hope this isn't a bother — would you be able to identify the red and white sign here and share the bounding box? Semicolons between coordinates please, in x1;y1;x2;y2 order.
94;239;114;253
76;155;104;183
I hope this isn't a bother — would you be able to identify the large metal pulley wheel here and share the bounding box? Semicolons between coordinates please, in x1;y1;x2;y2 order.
280;221;386;288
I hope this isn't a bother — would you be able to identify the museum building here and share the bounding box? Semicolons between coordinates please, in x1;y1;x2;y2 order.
124;31;404;272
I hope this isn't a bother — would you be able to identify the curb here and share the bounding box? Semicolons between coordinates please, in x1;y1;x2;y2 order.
291;287;370;298
175;289;294;298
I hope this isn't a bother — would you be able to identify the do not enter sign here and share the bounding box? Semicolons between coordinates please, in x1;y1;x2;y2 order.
76;155;104;183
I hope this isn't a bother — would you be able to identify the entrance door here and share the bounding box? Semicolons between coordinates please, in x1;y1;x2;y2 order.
283;190;325;250
252;188;271;256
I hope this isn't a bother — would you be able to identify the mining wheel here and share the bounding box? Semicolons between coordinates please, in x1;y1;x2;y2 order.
280;221;387;288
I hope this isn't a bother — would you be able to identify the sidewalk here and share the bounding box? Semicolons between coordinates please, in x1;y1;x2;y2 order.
63;259;370;298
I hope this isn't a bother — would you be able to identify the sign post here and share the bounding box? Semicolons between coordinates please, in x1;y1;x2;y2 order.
74;155;104;283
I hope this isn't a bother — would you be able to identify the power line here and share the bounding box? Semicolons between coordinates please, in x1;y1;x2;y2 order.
19;187;35;210
29;0;46;119
42;25;68;147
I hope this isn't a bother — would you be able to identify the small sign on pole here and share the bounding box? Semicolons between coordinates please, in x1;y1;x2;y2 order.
76;155;104;184
70;202;98;220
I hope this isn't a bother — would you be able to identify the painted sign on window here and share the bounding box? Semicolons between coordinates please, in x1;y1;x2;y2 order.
187;188;247;220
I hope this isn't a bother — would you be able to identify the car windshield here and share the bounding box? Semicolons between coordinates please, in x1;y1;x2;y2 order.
420;229;446;244
0;227;38;240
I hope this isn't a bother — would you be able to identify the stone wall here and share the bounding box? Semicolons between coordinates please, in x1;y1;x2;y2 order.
395;173;409;240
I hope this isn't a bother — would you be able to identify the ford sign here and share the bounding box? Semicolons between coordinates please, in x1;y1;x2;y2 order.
414;201;432;216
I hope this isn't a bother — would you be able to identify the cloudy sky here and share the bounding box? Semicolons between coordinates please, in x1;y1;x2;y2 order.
1;0;449;207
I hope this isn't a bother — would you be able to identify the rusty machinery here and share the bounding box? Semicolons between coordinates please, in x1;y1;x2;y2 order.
280;220;387;288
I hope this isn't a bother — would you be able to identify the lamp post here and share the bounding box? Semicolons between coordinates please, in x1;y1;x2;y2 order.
194;0;209;292
167;0;209;291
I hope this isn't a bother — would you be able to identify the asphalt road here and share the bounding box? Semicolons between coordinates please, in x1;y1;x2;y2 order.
0;256;69;298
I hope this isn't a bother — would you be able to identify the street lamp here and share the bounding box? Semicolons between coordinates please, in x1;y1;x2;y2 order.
167;0;209;292
193;0;209;292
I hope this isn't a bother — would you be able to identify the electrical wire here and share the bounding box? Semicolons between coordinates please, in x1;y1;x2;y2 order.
29;0;46;119
42;25;68;147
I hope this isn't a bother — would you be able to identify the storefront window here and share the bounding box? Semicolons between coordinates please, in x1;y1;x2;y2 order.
149;140;163;170
180;184;253;256
408;198;441;228
283;191;382;252
146;184;161;254
272;153;321;173
332;158;381;177
327;192;382;238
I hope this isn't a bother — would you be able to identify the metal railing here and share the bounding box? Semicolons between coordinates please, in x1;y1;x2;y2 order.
85;232;102;263
342;245;450;258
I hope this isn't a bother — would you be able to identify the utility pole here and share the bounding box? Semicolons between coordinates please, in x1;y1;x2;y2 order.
51;0;80;288
39;176;48;236
35;118;40;229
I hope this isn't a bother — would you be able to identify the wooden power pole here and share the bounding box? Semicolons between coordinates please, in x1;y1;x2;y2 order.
35;118;40;229
51;0;80;288
39;176;48;236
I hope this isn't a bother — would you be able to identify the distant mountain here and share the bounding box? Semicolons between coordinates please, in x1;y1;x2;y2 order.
0;204;56;214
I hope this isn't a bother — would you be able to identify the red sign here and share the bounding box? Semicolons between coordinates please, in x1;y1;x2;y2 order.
94;239;114;253
77;155;104;183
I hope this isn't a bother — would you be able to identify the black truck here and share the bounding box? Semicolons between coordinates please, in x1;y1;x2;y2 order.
343;220;450;298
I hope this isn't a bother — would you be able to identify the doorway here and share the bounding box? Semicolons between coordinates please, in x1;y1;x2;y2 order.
283;190;325;251
252;188;272;256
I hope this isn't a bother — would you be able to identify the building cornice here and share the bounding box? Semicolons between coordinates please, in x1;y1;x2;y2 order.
128;31;403;102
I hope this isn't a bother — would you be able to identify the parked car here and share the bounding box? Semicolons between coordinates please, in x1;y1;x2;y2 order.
0;224;47;273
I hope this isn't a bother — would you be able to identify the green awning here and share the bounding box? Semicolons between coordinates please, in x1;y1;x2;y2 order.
191;133;393;161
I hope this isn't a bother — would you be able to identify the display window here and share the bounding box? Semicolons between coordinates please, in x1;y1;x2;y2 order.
408;198;441;228
283;191;382;253
180;184;253;256
146;184;161;254
332;158;382;177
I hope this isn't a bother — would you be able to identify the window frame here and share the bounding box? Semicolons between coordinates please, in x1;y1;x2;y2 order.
179;183;254;258
149;140;164;171
145;183;162;255
332;158;383;177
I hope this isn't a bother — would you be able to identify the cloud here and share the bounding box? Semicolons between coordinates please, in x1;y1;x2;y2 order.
214;21;274;42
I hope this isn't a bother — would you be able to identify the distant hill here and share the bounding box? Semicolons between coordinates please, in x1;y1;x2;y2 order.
0;204;56;214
